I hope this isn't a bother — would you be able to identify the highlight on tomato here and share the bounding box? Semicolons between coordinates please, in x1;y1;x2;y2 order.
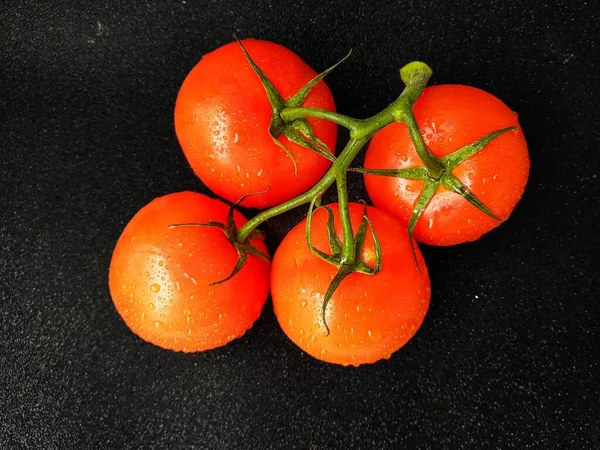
108;191;270;352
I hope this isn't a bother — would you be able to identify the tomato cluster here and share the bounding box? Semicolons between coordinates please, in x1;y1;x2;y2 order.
109;39;529;366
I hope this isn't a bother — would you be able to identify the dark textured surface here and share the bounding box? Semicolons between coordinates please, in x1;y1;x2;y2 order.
1;0;599;448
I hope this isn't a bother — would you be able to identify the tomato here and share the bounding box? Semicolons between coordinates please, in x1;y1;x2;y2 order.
108;192;270;352
364;84;530;245
174;39;337;209
271;203;430;366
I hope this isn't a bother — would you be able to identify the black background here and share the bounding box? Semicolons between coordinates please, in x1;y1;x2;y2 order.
1;0;599;448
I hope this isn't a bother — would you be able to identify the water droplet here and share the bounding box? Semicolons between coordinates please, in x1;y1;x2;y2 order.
144;271;150;277
175;281;181;292
233;133;239;143
301;300;307;307
150;283;160;293
356;305;361;312
154;320;163;328
159;261;164;267
371;329;382;341
148;302;155;310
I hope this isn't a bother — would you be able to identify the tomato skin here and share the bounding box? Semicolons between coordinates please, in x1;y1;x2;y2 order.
174;39;337;209
271;203;430;366
108;192;270;352
364;84;530;246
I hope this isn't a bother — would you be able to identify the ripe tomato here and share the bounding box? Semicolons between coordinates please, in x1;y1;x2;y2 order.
364;84;530;245
174;39;337;209
271;203;430;366
108;192;270;352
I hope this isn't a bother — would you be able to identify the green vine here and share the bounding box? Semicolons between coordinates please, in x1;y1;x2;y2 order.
223;40;513;332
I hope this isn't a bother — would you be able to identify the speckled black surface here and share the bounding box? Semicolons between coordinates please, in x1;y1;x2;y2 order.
1;0;598;448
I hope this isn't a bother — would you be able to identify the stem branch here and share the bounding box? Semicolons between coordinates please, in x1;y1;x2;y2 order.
280;107;360;131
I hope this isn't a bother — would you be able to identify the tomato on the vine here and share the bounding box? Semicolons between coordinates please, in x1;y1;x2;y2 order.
364;84;529;245
174;39;337;209
271;203;431;366
109;192;270;352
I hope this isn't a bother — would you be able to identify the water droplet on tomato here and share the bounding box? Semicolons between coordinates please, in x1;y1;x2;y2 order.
368;329;382;341
175;281;181;292
151;284;160;293
301;300;307;307
154;320;163;328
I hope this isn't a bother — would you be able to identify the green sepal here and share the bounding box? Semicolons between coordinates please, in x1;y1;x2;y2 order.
321;265;353;336
234;36;285;113
440;126;516;170
210;249;248;286
306;195;339;265
349;166;428;180
168;190;271;286
288;49;352;107
168;221;229;235
236;36;345;167
305;200;383;334
441;173;503;221
355;213;382;276
322;206;343;254
268;126;299;175
407;180;438;272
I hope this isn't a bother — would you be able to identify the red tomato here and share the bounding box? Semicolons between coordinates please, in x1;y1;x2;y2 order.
364;84;530;245
174;39;337;209
271;203;431;366
108;192;270;352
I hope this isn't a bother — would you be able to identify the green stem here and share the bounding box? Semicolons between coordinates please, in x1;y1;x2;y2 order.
236;62;434;244
403;112;445;179
236;138;367;243
335;168;354;264
280;107;360;131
